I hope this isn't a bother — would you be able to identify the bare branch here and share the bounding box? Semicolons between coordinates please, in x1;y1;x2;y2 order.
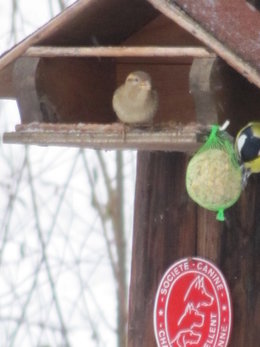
0;154;27;265
58;0;66;11
80;150;119;282
23;147;70;346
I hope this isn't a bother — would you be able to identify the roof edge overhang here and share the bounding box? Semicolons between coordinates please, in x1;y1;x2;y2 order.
147;0;260;89
0;0;158;98
0;0;92;72
1;0;260;99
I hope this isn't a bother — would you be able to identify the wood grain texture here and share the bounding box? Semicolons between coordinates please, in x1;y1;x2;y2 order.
3;122;208;151
196;208;222;263
128;152;196;347
13;11;208;126
120;14;203;47
221;175;260;346
147;0;260;88
128;155;260;347
37;57;116;123
0;0;158;98
128;58;260;347
192;57;260;346
12;56;117;124
0;0;158;72
25;46;215;58
172;0;260;70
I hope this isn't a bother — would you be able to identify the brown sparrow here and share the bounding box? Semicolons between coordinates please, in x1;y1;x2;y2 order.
112;71;158;125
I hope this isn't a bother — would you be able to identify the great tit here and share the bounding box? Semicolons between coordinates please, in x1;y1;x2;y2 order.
235;122;260;175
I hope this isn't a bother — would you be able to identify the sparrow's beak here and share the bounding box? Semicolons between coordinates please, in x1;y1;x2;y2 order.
140;81;151;90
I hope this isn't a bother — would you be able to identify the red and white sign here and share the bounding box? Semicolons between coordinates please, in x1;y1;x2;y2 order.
154;257;232;347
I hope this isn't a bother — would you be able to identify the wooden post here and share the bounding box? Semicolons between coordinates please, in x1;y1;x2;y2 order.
127;151;196;346
127;59;260;347
128;156;260;347
220;177;260;346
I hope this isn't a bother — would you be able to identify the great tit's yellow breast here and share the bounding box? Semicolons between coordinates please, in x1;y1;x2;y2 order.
244;157;260;173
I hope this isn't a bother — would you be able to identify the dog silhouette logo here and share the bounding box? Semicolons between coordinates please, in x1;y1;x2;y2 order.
171;329;201;347
170;303;204;347
184;276;214;309
154;257;232;347
177;303;204;330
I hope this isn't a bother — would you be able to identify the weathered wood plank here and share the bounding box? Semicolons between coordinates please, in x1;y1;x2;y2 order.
3;122;209;151
24;46;216;58
171;0;260;69
128;152;196;347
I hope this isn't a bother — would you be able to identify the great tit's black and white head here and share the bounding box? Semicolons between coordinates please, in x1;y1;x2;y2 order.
236;123;260;163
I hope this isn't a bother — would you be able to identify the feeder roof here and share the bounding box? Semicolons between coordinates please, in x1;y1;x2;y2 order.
1;0;260;98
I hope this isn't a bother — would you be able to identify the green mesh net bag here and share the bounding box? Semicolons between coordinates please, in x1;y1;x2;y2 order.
186;124;242;221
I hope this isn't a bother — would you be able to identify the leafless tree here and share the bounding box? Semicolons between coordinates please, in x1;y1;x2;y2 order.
0;1;135;346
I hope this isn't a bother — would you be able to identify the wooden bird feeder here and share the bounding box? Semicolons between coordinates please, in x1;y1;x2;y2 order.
1;0;260;346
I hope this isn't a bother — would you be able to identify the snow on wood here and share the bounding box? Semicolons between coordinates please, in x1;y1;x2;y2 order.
3;122;210;152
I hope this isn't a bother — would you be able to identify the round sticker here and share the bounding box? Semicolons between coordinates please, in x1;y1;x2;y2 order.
154;257;232;347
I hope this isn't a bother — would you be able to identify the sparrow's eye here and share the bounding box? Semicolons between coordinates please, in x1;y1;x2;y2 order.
127;76;140;83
